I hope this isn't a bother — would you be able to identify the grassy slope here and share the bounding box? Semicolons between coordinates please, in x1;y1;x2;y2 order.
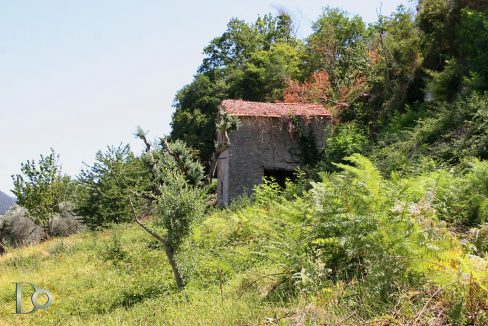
0;224;270;325
0;204;340;326
1;192;486;325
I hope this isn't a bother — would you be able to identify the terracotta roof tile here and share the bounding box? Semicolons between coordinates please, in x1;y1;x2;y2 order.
221;100;331;118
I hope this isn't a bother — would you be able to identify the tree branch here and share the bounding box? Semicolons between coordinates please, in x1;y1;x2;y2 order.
135;127;151;152
128;196;166;245
163;138;189;177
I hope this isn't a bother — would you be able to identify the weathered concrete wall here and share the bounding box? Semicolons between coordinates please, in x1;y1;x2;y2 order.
217;116;330;206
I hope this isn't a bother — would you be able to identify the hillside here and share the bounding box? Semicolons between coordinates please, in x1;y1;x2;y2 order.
0;221;318;325
0;191;15;215
2;1;488;325
1;156;487;325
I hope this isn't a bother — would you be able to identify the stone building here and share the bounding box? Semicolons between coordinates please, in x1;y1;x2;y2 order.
216;100;332;206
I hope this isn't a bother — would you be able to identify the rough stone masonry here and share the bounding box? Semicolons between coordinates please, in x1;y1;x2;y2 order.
216;100;332;206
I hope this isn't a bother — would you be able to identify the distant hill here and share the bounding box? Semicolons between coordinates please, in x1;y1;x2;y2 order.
0;191;16;215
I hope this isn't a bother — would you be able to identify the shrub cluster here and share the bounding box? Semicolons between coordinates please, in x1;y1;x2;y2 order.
193;155;488;323
0;204;82;249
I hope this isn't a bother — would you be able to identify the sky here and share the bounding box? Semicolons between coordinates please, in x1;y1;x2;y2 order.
0;0;410;195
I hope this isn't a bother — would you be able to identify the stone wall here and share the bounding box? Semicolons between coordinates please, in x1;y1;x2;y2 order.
217;116;330;205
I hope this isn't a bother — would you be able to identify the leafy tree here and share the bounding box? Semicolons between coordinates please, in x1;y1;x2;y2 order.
76;144;150;229
11;149;72;235
304;8;370;103
199;13;297;74
370;6;423;111
417;0;488;73
457;8;488;92
170;75;227;164
284;70;332;105
337;6;423;134
152;162;206;289
416;0;456;72
418;0;488;99
171;13;300;166
231;43;302;102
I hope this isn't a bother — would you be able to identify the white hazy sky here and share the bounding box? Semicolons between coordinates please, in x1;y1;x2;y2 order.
0;0;411;194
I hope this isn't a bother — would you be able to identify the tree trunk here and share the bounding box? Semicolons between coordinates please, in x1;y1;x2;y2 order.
131;209;185;290
164;246;185;290
0;237;5;256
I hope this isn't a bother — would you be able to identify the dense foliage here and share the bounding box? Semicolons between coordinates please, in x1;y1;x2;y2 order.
166;1;488;322
76;145;150;229
2;155;487;324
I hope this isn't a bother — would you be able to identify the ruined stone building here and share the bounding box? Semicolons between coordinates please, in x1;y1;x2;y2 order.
216;100;332;206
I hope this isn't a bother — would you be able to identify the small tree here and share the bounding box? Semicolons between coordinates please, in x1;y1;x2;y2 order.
153;164;206;289
11;149;71;236
132;130;207;290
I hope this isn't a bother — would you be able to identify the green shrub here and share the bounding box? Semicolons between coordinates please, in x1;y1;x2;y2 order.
372;93;488;174
51;202;83;236
323;123;369;170
51;216;83;237
253;177;282;207
76;144;151;229
298;155;463;315
394;159;488;226
101;234;128;265
11;149;74;235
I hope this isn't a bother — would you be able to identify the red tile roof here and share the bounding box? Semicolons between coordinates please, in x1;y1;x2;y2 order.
221;100;331;118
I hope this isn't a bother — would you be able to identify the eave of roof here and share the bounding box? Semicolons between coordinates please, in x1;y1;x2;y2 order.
221;99;332;118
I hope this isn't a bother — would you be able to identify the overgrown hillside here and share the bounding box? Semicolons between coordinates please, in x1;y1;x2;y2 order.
0;224;273;325
2;0;488;325
1;156;488;324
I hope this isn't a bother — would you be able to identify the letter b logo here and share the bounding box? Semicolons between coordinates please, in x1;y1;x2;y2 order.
15;282;53;314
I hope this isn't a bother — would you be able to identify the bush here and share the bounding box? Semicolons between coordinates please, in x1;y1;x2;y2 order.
101;234;128;265
451;160;488;226
50;202;83;237
0;206;45;247
298;155;471;315
253;177;282;207
51;216;83;237
11;149;74;235
394;159;488;227
76;145;151;230
323;123;369;170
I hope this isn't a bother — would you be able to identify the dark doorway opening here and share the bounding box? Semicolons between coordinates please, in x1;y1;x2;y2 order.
263;169;295;188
